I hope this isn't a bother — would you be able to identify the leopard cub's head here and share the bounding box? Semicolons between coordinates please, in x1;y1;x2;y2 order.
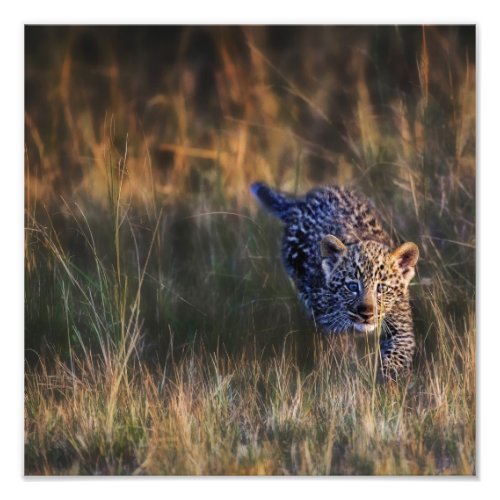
318;235;419;334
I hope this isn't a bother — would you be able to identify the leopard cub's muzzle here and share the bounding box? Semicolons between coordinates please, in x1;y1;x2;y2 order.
348;294;380;333
354;303;376;324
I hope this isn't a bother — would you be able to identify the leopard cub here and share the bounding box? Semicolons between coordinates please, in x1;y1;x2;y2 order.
251;182;419;379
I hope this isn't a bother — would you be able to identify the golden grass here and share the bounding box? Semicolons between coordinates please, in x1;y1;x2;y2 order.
25;303;475;475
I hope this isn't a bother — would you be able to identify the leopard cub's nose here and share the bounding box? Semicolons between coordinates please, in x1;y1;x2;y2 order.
356;304;374;322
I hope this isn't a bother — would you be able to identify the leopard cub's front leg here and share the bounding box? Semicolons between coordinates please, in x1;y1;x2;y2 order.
379;305;416;379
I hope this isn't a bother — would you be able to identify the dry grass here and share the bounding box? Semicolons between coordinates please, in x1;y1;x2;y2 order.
25;312;475;475
24;26;475;475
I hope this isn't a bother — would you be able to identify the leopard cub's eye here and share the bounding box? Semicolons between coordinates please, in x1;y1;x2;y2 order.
346;281;359;294
377;283;387;294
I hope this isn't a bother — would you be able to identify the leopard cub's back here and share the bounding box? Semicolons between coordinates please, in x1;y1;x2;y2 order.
279;185;392;286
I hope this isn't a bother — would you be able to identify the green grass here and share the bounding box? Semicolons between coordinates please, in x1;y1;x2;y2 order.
24;25;475;475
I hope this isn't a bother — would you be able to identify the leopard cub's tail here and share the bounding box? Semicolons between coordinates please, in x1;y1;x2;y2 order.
250;182;296;220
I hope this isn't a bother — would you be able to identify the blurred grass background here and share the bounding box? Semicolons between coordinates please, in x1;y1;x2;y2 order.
24;25;475;475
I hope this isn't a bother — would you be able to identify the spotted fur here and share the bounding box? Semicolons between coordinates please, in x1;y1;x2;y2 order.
251;182;419;379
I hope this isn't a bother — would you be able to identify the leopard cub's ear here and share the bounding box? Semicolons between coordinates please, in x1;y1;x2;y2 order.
391;242;419;283
320;235;347;280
